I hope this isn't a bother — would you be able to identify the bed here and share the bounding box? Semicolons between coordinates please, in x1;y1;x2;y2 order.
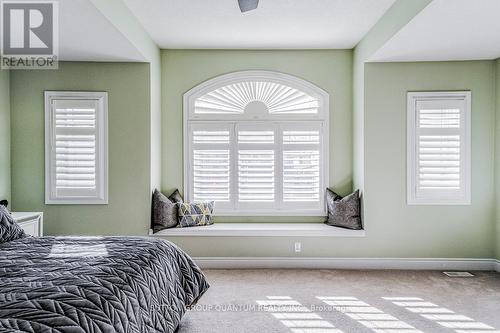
0;234;209;332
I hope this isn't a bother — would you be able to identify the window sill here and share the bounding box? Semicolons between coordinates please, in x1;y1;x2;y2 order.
213;211;326;217
149;223;365;237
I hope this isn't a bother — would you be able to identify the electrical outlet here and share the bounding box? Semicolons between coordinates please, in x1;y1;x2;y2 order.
294;242;301;253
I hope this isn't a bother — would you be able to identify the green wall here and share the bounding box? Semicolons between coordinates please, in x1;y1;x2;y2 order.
90;0;163;203
496;59;500;260
0;70;10;203
10;62;152;235
150;52;162;192
160;50;497;259
162;49;353;222
353;0;432;190
364;61;496;259
166;61;497;259
4;49;499;260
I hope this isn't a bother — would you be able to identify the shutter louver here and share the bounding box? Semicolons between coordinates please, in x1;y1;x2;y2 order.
193;130;230;144
417;107;462;193
238;130;274;144
56;134;96;188
193;150;230;201
282;130;320;202
194;81;319;115
192;130;231;202
283;151;320;202
419;108;460;128
418;135;460;190
283;130;320;145
52;99;99;198
238;150;275;202
237;130;275;202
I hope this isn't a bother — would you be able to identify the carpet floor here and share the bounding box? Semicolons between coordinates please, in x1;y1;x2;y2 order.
177;269;500;333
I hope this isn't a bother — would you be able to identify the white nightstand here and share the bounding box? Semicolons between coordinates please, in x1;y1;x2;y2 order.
11;212;44;237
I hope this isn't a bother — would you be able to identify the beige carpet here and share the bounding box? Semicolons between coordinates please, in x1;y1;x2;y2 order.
177;269;500;333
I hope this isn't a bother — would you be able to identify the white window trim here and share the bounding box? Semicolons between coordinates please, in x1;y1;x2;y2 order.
45;91;108;204
407;91;471;205
183;70;330;216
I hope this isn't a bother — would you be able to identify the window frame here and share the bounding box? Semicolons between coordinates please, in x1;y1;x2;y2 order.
407;91;471;205
44;91;108;205
183;70;329;216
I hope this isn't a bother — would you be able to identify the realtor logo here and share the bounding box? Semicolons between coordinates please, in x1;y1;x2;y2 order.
1;0;58;69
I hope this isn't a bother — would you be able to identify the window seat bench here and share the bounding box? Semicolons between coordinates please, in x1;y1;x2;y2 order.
149;223;365;237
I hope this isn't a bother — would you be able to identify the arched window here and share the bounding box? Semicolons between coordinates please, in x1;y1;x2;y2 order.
184;71;329;216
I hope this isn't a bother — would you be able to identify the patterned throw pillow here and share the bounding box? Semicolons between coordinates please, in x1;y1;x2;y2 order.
325;189;363;230
152;189;184;232
177;202;215;228
0;205;27;243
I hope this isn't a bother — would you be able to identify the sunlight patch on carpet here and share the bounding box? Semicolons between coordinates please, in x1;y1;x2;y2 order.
384;296;500;333
317;296;423;333
257;296;344;333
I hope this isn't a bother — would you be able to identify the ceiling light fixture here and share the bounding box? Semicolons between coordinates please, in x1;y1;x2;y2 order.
238;0;259;13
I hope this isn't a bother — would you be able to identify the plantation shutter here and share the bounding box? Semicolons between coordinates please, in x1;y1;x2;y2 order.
236;126;276;209
185;71;330;215
408;92;471;204
281;123;323;211
190;124;232;210
45;92;108;204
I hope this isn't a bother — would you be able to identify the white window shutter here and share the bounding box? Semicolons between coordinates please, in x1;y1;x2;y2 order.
184;71;329;216
192;129;231;203
407;92;471;205
283;150;320;202
237;129;276;203
194;81;319;116
281;125;323;211
236;127;276;208
238;149;275;202
45;92;108;204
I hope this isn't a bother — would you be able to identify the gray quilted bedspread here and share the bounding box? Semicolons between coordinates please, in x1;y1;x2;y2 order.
0;236;209;333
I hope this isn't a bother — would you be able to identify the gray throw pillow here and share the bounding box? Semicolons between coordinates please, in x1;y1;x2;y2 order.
152;189;183;233
0;205;27;243
168;189;183;204
325;189;362;230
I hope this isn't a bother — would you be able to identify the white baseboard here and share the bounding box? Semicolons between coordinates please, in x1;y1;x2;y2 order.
194;257;499;271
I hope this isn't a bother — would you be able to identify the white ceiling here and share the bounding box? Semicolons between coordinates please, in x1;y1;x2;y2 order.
58;0;145;62
371;0;500;62
57;0;500;63
123;0;396;49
